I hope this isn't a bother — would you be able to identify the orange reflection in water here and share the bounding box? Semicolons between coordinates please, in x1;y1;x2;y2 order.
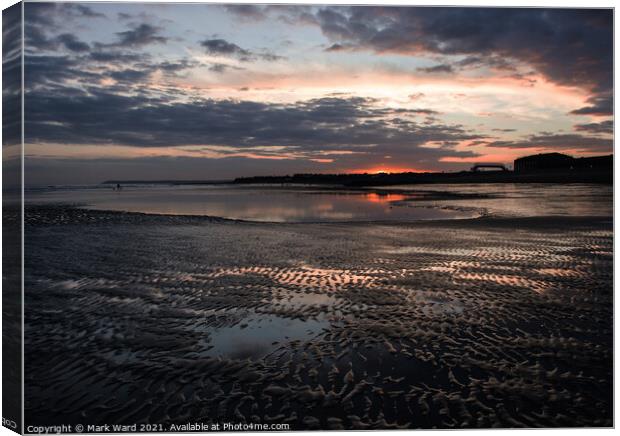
364;192;407;203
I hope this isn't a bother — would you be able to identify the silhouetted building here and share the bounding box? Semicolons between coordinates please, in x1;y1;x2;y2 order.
514;153;574;172
574;155;613;172
514;152;612;173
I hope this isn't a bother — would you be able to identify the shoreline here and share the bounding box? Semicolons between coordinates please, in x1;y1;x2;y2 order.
20;204;613;229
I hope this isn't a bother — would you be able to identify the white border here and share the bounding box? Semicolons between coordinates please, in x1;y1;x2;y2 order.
0;2;616;436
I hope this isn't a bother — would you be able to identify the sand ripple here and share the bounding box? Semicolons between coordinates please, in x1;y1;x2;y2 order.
24;208;612;429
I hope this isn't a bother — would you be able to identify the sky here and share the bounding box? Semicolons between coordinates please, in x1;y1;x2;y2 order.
19;2;613;184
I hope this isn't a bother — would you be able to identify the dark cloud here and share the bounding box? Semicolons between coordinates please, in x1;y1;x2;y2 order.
222;5;267;21
25;2;105;26
259;53;286;62
223;5;318;26
25;3;158;59
56;33;90;52
25;30;91;54
574;120;613;135
24;3;193;94
208;63;244;73
508;72;538;87
89;50;146;64
325;43;344;52
25;84;484;169
115;24;168;47
208;63;228;73
453;55;517;72
70;4;106;19
313;7;612;111
25;51;196;91
417;56;516;75
417;64;453;74
25;2;58;26
276;10;319;27
25;55;99;86
200;38;284;62
324;43;357;52
24;2;107;53
109;68;152;83
157;60;199;74
569;94;613;116
408;108;439;115
486;133;612;153
201;38;252;58
24;25;57;52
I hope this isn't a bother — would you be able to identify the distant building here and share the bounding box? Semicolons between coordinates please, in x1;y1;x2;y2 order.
574;155;613;172
514;152;612;173
470;164;508;172
514;153;574;172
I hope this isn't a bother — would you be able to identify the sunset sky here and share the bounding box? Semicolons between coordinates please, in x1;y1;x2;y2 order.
22;2;613;184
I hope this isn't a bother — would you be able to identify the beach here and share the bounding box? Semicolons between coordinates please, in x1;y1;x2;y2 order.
23;200;612;429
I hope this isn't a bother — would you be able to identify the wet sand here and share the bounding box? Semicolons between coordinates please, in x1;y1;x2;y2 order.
24;206;612;429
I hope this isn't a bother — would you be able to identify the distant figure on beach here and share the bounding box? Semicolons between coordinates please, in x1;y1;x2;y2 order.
116;183;122;191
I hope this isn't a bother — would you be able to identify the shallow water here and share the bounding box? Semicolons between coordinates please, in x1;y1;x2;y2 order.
380;183;613;218
25;184;476;221
24;182;611;222
201;315;328;360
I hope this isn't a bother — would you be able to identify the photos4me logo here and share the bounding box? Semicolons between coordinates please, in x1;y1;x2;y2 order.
3;417;17;429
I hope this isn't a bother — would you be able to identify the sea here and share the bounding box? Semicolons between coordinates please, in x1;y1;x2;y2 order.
24;182;612;222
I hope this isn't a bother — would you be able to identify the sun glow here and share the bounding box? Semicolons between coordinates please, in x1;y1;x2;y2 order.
349;166;431;175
